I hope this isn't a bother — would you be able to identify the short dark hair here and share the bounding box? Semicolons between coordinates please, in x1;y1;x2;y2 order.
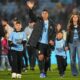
42;9;49;13
57;32;63;35
16;20;22;24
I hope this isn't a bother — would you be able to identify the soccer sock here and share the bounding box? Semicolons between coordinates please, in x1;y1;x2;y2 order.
45;59;49;74
38;60;45;73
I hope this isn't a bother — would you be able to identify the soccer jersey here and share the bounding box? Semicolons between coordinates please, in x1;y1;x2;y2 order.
54;39;66;58
73;28;79;40
39;20;48;44
8;31;26;51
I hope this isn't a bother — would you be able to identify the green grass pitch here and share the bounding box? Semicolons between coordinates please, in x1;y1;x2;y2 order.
0;65;80;80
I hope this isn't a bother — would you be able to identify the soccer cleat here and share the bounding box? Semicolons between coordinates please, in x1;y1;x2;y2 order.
12;73;17;79
72;73;78;76
16;74;22;79
40;73;46;78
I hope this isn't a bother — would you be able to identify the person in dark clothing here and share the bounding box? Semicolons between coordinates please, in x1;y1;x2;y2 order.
27;46;36;70
22;46;28;71
0;20;5;67
24;21;36;70
66;13;80;76
28;9;56;78
27;2;55;78
25;0;38;22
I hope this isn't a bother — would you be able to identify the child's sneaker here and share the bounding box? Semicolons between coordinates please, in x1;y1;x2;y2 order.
12;73;17;79
40;73;46;78
16;74;22;79
22;67;27;72
60;74;65;78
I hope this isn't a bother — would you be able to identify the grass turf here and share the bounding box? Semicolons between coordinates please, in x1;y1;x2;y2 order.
0;65;80;80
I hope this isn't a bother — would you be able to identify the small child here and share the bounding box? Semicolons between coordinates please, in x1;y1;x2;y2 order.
0;35;11;71
55;22;67;41
8;20;26;79
54;32;67;77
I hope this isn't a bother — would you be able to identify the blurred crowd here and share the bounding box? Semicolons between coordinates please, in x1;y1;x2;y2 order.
0;0;80;28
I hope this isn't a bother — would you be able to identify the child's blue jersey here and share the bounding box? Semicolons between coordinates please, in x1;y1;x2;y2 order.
54;39;66;58
8;31;26;51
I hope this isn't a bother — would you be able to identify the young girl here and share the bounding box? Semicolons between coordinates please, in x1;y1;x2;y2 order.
55;22;67;41
8;21;26;79
0;34;11;71
54;32;67;77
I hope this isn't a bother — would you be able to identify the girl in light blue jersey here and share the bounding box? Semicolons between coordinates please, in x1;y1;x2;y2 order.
54;32;68;77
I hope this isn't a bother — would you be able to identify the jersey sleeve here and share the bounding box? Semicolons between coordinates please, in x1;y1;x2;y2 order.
8;32;13;41
23;32;27;41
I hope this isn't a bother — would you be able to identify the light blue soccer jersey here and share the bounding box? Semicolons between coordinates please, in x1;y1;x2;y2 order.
54;39;66;58
39;20;48;44
73;28;79;40
8;31;26;51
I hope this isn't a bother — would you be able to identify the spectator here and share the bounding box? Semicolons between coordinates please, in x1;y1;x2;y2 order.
0;33;11;71
24;21;36;70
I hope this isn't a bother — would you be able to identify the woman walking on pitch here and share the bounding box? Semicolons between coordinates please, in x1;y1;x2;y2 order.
67;13;80;76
